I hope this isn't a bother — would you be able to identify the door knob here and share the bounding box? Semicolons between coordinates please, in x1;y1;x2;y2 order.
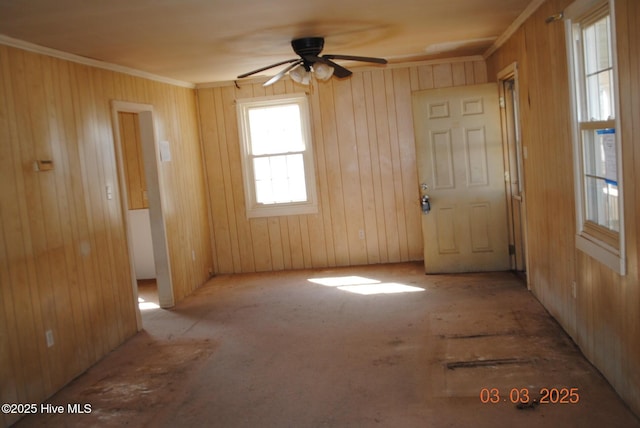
421;195;431;214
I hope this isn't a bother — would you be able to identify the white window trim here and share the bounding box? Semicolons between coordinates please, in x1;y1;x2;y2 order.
565;0;626;274
236;93;318;218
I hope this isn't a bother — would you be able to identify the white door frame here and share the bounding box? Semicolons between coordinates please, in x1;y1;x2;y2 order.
111;100;175;329
497;63;531;289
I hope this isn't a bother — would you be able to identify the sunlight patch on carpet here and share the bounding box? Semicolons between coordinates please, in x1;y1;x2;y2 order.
308;276;425;295
138;297;160;310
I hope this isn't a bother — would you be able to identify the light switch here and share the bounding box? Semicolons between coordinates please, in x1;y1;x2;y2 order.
159;140;172;162
45;330;54;347
106;185;113;200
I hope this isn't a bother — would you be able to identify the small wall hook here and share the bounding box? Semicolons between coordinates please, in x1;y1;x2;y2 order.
545;12;564;24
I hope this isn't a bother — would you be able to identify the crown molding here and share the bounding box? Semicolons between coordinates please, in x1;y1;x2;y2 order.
0;34;195;89
483;0;547;59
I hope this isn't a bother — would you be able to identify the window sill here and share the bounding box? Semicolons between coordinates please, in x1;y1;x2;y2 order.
246;201;318;219
576;233;625;274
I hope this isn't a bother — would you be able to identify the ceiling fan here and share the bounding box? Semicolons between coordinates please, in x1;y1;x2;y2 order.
237;37;388;87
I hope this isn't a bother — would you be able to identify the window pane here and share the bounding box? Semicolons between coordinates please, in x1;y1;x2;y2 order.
286;154;307;201
583;15;614;121
584;176;619;231
238;94;317;217
584;24;597;74
585;70;614;121
584;17;611;74
255;179;273;204
270;155;289;179
582;127;618;232
595;17;612;71
252;154;307;204
272;179;291;203
248;104;305;155
253;157;271;181
582;128;616;180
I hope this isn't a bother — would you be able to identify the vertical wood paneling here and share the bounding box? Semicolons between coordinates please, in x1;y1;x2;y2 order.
372;69;402;262
452;62;466;86
418;65;434;89
320;79;351;265
464;62;476;84
54;59;93;373
486;0;640;417
611;0;639;411
472;60;488;83
351;73;381;264
6;48;53;400
308;84;334;268
392;68;423;260
42;55;86;391
383;69;408;261
198;89;233;272
333;77;366;265
197;59;487;274
118;112;147;209
362;71;390;263
0;44;212;427
0;51;30;416
433;63;454;87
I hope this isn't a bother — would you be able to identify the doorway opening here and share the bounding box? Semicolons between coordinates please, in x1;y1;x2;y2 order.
498;64;529;285
111;101;174;329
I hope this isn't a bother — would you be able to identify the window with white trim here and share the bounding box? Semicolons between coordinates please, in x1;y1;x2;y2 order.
565;0;625;273
236;94;318;218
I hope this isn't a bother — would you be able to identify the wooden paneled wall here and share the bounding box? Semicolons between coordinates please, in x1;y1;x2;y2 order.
196;59;488;273
118;111;148;210
486;0;640;416
0;45;212;427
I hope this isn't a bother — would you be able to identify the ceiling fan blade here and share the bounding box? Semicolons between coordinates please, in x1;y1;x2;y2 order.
323;54;388;65
237;58;300;79
263;60;302;87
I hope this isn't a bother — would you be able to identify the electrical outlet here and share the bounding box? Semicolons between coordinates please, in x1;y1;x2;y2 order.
45;330;55;348
571;281;577;299
358;229;365;240
192;250;196;261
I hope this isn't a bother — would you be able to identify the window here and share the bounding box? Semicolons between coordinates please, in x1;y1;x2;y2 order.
236;94;318;218
565;0;625;273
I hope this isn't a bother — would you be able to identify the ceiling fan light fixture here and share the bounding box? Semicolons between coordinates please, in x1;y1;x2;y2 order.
237;37;387;87
290;64;311;85
313;62;334;81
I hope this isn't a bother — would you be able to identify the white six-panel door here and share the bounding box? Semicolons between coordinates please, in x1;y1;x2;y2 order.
412;83;509;273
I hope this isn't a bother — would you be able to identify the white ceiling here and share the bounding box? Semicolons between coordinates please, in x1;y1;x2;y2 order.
0;0;535;84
